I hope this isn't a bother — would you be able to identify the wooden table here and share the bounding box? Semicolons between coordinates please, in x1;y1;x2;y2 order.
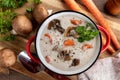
0;0;120;80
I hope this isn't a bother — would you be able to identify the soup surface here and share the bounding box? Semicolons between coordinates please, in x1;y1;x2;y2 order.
39;14;99;71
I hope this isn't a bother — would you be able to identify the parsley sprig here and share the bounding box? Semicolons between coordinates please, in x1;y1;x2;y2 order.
0;0;42;9
0;0;27;8
0;0;42;41
34;0;42;4
75;22;99;42
0;9;16;41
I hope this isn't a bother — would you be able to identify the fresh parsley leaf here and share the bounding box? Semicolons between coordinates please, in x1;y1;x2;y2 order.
18;0;27;7
0;34;15;41
75;24;99;42
78;37;84;42
0;9;16;41
26;7;33;13
86;22;96;30
34;0;42;4
0;0;16;8
0;0;27;8
75;26;85;34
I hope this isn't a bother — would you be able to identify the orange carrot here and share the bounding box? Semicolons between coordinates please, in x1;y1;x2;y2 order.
71;19;82;25
44;33;52;44
64;0;120;50
64;39;75;46
102;36;115;54
45;55;51;63
82;44;93;50
64;0;82;11
80;0;120;50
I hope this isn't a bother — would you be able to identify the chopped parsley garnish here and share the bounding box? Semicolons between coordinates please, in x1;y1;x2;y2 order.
75;23;99;42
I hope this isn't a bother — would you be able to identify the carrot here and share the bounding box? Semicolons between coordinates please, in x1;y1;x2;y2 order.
102;36;115;54
64;39;75;46
64;0;82;11
82;44;93;50
64;0;120;50
44;33;52;44
80;0;120;50
45;55;51;63
71;19;82;25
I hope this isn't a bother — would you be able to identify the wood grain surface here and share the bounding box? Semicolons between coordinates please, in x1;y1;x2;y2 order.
0;0;120;80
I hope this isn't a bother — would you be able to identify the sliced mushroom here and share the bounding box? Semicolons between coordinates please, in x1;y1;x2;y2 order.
52;45;62;52
52;43;63;52
57;50;72;61
57;50;67;59
64;27;78;38
64;53;71;61
48;19;65;34
70;58;80;67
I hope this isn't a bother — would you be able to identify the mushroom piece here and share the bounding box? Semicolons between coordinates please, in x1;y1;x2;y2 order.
52;45;60;51
57;50;71;61
70;58;80;67
12;15;33;36
0;48;16;67
64;27;78;38
32;4;48;24
48;19;65;34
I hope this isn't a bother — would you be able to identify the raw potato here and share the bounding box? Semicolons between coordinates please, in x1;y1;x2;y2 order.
0;48;16;67
12;15;33;36
32;4;48;24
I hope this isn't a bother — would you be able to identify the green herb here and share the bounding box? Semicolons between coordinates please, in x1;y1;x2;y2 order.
18;0;28;7
34;0;42;4
86;22;94;29
0;34;15;41
26;7;33;13
75;23;99;42
0;0;27;8
0;9;16;41
0;0;16;8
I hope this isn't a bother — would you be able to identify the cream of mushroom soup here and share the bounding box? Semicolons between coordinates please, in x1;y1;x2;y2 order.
39;14;99;71
34;11;103;75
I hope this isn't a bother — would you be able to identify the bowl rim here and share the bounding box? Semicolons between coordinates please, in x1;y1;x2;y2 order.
35;10;102;75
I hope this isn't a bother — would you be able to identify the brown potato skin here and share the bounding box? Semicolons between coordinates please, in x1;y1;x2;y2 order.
32;4;48;24
0;48;16;67
12;15;33;36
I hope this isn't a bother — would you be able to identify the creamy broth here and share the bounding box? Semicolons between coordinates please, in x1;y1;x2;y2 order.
39;14;98;71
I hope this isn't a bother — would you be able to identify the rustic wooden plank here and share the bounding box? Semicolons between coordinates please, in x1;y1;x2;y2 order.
0;73;9;80
9;69;33;80
10;62;56;80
